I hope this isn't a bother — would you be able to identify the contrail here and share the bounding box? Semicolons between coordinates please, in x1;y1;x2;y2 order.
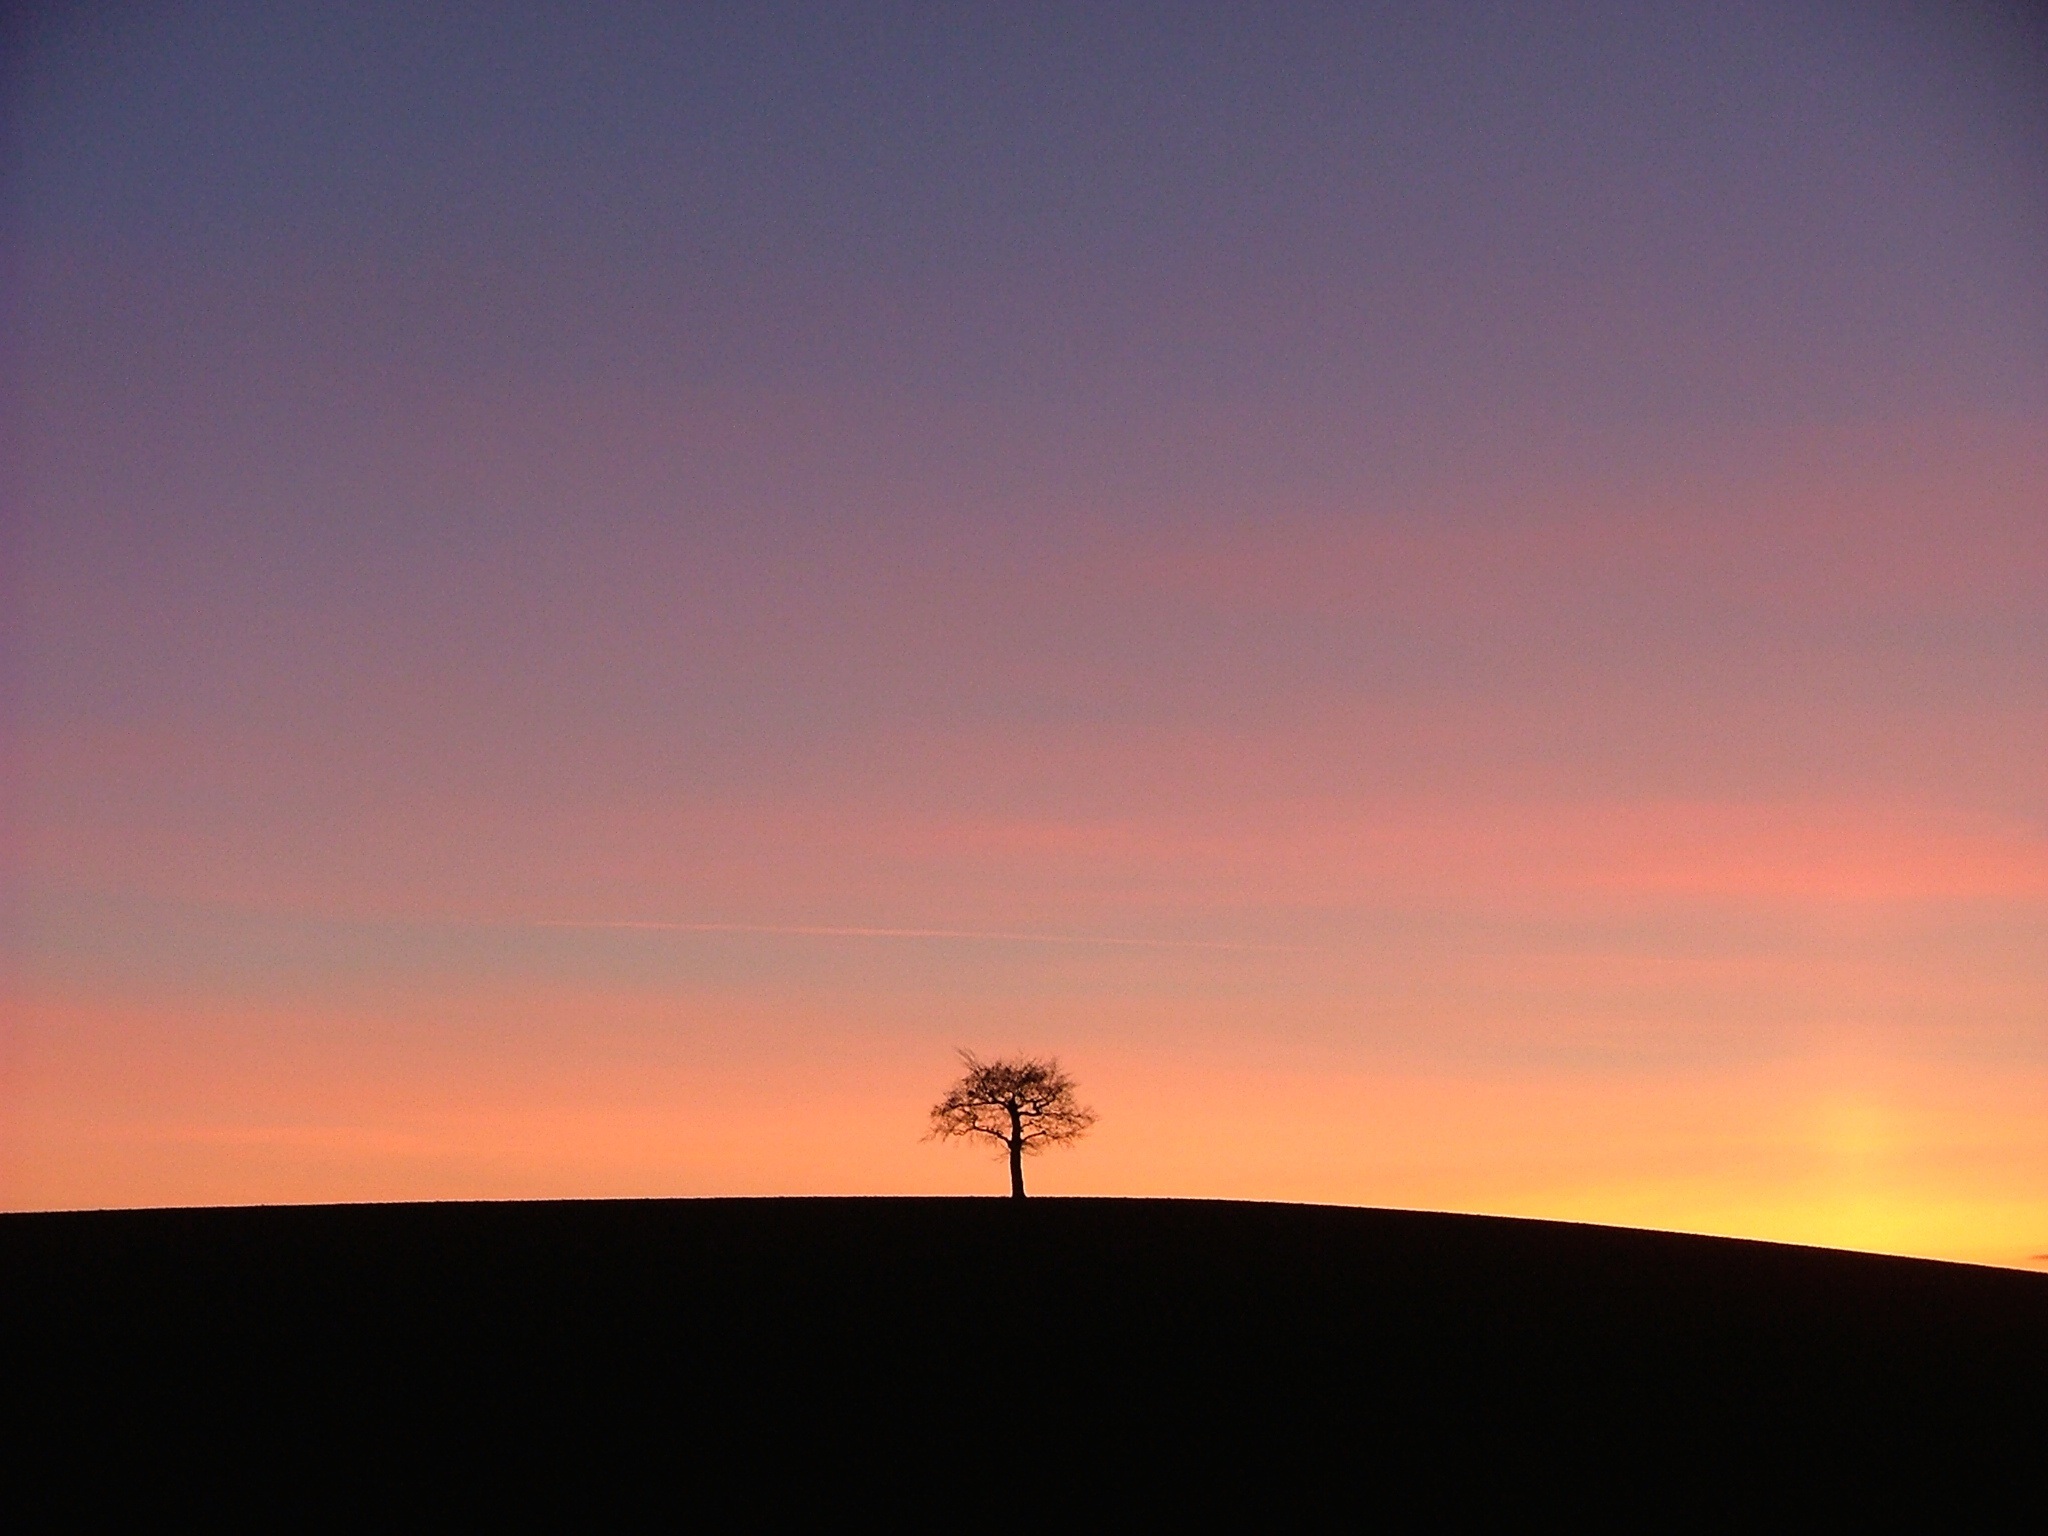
531;918;1302;952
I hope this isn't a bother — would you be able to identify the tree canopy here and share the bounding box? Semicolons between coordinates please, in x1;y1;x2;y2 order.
927;1051;1096;1198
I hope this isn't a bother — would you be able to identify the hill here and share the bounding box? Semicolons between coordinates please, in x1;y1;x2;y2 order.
7;1197;2044;1514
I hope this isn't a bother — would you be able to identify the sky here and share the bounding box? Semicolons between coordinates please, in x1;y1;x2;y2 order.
4;2;2045;1264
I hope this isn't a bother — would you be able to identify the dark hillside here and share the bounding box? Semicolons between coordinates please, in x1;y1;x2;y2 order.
7;1198;2044;1514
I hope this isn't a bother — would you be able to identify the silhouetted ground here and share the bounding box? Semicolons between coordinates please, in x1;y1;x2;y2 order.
7;1197;2044;1516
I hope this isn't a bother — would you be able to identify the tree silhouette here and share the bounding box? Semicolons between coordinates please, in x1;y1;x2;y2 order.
927;1051;1096;1199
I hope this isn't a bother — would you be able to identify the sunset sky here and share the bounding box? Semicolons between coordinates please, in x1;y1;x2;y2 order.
5;3;2045;1265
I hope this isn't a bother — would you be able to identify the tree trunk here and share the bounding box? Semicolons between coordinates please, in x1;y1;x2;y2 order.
1008;1106;1026;1198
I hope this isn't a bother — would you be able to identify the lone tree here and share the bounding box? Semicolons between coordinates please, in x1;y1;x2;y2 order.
927;1051;1096;1199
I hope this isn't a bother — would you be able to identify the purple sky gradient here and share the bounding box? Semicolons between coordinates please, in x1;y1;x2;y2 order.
4;3;2045;1251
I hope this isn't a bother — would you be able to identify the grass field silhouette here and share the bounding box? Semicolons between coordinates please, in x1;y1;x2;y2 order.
9;1197;2045;1514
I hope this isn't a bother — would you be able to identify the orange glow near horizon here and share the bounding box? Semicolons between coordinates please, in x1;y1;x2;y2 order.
12;933;2048;1270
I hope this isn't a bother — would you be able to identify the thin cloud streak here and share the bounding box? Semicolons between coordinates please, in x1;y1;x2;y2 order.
529;919;1306;952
